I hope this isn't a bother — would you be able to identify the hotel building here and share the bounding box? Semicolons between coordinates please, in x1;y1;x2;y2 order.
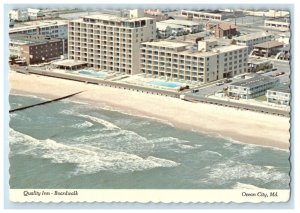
236;32;274;53
264;18;290;32
266;85;290;106
68;11;156;74
9;20;68;38
228;75;279;99
140;39;248;83
181;10;234;21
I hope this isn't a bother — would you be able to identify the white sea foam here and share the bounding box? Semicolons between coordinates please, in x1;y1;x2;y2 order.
206;160;290;185
233;182;266;190
60;109;75;115
202;150;223;157
78;114;120;130
71;121;93;129
177;144;196;150
148;137;188;144
10;129;180;175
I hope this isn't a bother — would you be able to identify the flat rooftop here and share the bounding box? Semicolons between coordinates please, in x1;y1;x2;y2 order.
143;40;247;56
254;40;284;49
79;14;153;22
236;32;273;42
142;41;189;49
268;85;290;93
265;17;290;23
156;22;184;29
10;34;62;45
231;75;278;88
10;20;68;33
161;19;201;26
217;22;237;30
248;57;270;64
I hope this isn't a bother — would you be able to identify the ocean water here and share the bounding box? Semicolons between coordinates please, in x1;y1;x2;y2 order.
9;95;290;189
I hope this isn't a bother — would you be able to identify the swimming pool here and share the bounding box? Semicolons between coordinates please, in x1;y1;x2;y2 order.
79;70;107;78
148;80;181;88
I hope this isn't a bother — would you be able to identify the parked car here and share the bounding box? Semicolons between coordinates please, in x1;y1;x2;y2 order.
216;82;224;86
223;78;232;83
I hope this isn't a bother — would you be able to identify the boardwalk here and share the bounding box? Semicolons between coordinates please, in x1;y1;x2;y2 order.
11;66;290;117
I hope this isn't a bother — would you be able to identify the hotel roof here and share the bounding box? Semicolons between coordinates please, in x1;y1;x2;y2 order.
142;40;247;57
80;14;153;22
217;22;237;30
142;41;189;48
254;40;284;49
236;32;273;42
9;20;68;33
156;22;185;30
9;34;62;45
231;75;278;88
160;19;202;26
268;85;290;93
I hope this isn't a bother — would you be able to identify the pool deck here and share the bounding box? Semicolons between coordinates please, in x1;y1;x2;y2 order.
11;66;290;117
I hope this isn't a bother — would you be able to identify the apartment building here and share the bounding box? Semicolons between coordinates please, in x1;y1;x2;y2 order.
228;75;279;99
236;32;274;53
156;22;185;38
181;10;234;21
252;41;284;57
68;11;156;74
214;22;238;38
159;19;203;33
266;85;290;105
264;18;290;31
140;39;248;84
27;8;44;20
9;9;29;21
9;20;68;38
9;34;68;65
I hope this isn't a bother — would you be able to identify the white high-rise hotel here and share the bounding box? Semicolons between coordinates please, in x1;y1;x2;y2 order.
68;10;156;74
140;39;248;83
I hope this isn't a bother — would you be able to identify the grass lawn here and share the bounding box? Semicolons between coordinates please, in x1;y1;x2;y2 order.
255;95;267;102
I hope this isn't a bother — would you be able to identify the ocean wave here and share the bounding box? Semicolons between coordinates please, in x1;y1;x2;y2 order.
77;114;120;130
9;129;180;175
201;150;223;157
177;144;196;150
60;109;75;115
233;182;266;190
71;121;93;129
205;160;290;187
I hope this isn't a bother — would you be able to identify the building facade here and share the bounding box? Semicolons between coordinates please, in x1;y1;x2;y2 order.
68;12;156;74
27;8;44;20
140;40;248;84
264;18;290;31
9;9;29;21
252;41;284;57
214;22;238;38
9;20;68;38
159;19;203;33
266;85;290;105
156;22;185;38
9;34;68;65
181;10;233;21
236;32;274;53
228;75;279;99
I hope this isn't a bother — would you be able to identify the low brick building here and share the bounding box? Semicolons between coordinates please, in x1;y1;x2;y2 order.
214;22;238;38
9;34;67;65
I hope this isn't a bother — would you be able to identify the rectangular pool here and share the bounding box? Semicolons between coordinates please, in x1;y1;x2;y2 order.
148;80;181;89
79;70;107;78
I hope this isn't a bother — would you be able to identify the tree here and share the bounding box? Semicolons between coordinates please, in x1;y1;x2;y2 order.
231;39;237;45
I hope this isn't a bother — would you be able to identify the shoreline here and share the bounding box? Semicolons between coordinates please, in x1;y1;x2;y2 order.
9;71;290;150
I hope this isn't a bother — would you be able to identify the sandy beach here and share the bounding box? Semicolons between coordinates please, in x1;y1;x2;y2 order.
9;71;290;150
